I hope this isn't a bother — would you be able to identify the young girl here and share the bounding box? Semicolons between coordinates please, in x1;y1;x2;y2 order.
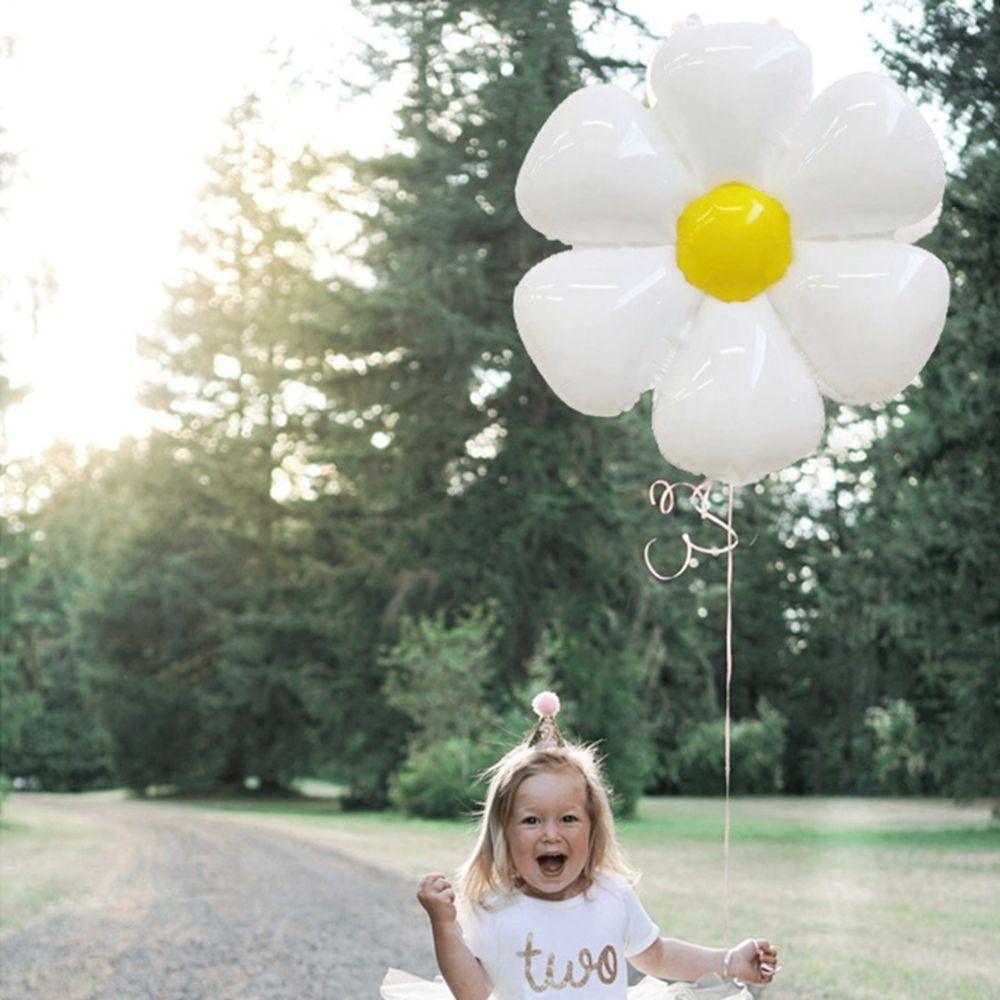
381;692;778;999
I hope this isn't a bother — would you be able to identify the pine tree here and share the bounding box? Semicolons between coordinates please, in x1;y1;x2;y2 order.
131;97;337;789
307;0;660;811
835;0;1000;801
1;445;121;790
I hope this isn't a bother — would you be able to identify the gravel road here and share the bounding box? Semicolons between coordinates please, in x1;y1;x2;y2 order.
0;796;438;1000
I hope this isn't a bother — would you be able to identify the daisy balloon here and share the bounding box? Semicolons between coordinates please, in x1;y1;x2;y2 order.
513;19;949;486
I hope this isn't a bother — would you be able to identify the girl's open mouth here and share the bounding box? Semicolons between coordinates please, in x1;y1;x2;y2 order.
536;853;567;877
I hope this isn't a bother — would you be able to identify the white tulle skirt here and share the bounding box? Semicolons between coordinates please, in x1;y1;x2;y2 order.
380;969;752;999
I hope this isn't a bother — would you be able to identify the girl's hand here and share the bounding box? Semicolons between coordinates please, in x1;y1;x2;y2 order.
728;938;778;984
417;872;458;926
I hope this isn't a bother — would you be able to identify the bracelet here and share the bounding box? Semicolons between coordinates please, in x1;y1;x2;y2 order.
722;947;734;979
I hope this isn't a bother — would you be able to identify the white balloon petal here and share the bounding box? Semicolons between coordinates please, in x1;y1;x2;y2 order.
646;22;812;188
769;73;945;239
895;202;943;244
515;84;696;246
513;247;702;417
769;240;950;404
651;298;824;485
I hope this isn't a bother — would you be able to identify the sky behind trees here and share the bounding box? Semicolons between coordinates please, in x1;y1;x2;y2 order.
4;0;888;461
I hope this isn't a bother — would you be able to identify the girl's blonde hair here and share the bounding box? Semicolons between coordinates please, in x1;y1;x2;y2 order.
457;739;637;908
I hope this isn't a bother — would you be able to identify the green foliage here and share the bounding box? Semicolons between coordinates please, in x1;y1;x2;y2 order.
99;95;341;793
869;0;995;153
839;0;1000;801
2;663;113;793
0;651;43;780
389;737;494;819
384;605;498;755
673;700;787;795
81;434;328;793
383;606;499;817
308;0;660;805
752;0;999;801
864;699;926;795
1;444;119;791
78;443;239;792
557;625;654;817
3;1;995;806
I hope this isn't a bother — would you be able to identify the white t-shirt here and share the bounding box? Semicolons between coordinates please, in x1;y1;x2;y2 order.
460;874;660;999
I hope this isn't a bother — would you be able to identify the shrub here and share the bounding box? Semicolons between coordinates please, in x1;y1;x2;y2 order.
389;738;493;819
673;699;787;795
864;699;926;794
383;605;499;817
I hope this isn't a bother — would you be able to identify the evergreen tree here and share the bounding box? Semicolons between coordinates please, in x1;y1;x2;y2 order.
829;0;1000;801
131;97;337;790
16;6;992;803
868;0;999;802
306;0;661;811
1;445;120;790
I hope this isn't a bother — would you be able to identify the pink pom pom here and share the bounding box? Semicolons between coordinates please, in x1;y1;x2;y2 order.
532;691;560;718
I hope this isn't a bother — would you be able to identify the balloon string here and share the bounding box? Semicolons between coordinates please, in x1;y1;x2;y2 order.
644;480;738;581
642;479;739;945
723;484;735;948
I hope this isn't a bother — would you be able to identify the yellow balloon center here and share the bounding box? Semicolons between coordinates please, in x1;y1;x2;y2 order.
676;182;792;302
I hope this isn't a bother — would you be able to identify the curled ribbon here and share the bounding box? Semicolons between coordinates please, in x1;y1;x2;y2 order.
643;479;739;581
644;479;739;946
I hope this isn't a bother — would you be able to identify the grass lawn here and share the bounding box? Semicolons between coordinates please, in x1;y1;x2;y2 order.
0;791;126;932
184;794;999;1000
